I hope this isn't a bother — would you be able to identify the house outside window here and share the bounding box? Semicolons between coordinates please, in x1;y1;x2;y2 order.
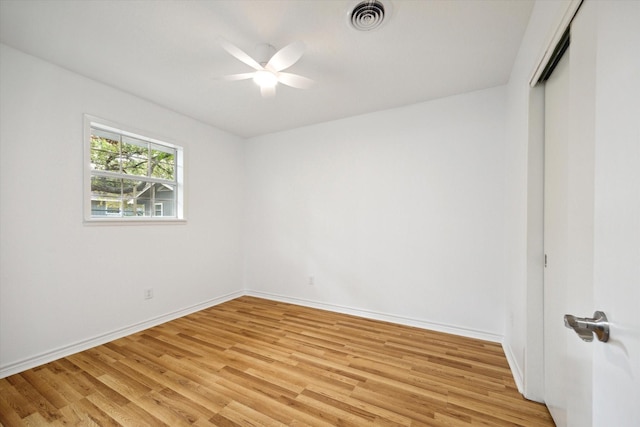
84;116;184;222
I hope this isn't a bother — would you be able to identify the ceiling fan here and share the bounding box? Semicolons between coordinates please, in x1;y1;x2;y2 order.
219;38;314;97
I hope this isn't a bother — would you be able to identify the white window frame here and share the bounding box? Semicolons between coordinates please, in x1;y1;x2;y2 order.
154;202;163;217
83;115;185;224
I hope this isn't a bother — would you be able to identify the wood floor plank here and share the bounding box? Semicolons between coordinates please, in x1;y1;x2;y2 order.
296;388;380;425
85;391;148;426
211;377;311;425
303;383;413;426
4;374;63;423
57;397;119;427
0;392;27;426
130;392;194;427
0;296;553;426
349;384;439;425
0;379;36;419
213;400;283;427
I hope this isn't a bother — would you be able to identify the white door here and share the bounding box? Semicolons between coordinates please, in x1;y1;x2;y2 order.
544;32;595;427
544;46;572;426
590;1;640;425
543;1;640;426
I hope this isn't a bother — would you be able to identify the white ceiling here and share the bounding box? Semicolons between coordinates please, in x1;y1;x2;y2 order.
0;0;534;138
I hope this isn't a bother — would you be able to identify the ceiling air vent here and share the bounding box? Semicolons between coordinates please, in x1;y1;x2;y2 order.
348;0;389;31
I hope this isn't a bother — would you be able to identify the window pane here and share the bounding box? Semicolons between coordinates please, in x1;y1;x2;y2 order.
121;180;175;217
122;199;139;217
90;135;121;172
87;119;183;220
91;198;122;217
121;135;148;149
121;137;149;177
92;128;121;144
124;197;152;217
150;145;175;180
91;176;121;197
122;179;149;199
154;184;176;217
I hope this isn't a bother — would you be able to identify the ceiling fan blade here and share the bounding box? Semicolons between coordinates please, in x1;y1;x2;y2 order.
266;41;305;72
218;72;255;81
219;38;262;71
278;72;314;89
260;85;276;98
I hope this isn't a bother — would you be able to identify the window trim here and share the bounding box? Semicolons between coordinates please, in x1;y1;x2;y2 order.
83;115;185;224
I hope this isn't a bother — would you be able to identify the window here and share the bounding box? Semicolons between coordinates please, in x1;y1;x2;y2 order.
84;116;184;222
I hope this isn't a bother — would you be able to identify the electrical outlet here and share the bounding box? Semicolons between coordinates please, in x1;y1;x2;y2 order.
144;288;153;300
308;276;314;286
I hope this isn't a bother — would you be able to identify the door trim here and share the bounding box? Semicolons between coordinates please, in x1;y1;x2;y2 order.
529;0;583;87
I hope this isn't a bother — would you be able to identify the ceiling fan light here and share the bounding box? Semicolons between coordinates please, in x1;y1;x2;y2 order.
253;70;278;88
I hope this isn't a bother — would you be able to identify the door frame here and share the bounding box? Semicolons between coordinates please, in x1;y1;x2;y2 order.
521;0;583;402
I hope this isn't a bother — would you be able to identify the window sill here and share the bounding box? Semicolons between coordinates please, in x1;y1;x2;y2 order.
84;218;187;226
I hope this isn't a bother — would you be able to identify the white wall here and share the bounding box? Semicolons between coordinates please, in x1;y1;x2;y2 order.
243;86;507;340
0;44;245;377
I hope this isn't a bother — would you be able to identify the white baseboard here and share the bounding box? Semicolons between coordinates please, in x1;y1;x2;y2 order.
2;289;509;380
502;341;524;394
0;290;243;379
245;290;504;343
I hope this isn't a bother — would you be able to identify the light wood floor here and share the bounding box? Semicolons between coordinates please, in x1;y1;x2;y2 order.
0;296;553;426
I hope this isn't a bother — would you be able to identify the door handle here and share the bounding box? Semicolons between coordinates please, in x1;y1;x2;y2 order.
563;311;610;342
